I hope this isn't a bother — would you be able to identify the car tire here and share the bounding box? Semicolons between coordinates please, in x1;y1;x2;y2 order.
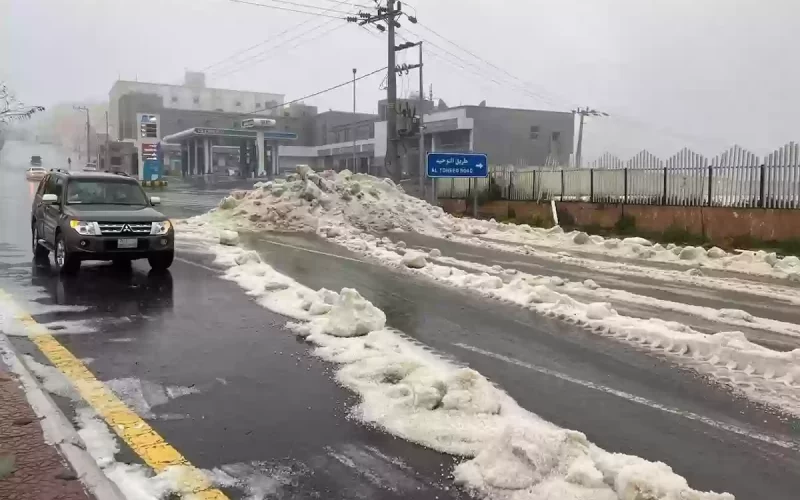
32;224;49;259
148;251;174;271
54;233;80;274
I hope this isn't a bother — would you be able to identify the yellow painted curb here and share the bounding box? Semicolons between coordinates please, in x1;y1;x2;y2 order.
0;290;228;499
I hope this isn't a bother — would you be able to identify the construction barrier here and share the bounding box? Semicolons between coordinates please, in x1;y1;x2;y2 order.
141;180;169;188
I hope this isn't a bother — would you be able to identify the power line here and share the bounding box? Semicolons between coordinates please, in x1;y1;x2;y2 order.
211;21;348;80
406;28;566;109
229;0;350;19
249;0;353;15
396;32;551;108
415;22;575;109
204;0;354;73
243;66;387;115
412;22;730;149
316;0;373;8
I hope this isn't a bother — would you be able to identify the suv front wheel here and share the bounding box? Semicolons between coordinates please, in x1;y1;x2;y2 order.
148;251;174;271
54;233;80;274
32;224;49;260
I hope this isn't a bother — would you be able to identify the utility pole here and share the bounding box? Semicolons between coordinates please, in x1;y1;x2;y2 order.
347;1;417;182
417;42;425;198
104;111;109;170
385;0;398;181
572;107;608;168
352;68;357;173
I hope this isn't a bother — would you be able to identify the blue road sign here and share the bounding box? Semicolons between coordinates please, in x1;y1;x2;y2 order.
427;152;488;178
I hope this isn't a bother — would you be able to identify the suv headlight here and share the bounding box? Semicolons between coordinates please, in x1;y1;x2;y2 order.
151;220;172;235
69;220;101;236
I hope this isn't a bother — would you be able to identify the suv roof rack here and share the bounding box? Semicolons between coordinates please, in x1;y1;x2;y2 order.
49;168;69;174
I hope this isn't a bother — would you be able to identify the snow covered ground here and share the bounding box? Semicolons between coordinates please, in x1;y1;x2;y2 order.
183;166;800;417
171;224;736;499
202;166;800;281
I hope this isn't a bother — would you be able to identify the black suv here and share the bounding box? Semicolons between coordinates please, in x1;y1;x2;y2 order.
31;170;174;274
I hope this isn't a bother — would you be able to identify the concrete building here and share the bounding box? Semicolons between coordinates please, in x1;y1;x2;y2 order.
111;71;573;179
97;140;137;175
109;71;284;141
426;105;574;167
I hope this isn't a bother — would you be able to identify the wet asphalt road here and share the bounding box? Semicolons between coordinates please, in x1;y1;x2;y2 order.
0;143;466;500
1;141;800;499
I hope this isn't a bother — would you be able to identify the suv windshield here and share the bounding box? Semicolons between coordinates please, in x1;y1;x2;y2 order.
66;179;148;205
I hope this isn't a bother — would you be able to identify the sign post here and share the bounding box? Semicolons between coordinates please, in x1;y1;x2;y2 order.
136;113;161;182
426;152;489;218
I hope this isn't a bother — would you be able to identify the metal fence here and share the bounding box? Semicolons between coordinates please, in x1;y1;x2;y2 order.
436;142;800;209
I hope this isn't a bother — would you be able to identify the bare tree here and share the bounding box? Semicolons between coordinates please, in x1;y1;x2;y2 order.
0;83;45;122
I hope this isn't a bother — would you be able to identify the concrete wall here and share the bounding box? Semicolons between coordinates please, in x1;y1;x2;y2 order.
466;107;574;166
438;199;800;246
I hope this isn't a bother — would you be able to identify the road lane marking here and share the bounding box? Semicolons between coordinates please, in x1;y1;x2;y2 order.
253;236;366;264
175;256;224;273
453;342;799;451
0;289;229;499
176;235;366;272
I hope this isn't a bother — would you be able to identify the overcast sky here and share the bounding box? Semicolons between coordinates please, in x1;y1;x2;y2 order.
2;0;799;160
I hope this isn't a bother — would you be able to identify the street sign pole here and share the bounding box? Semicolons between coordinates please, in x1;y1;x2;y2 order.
426;152;488;218
473;179;478;218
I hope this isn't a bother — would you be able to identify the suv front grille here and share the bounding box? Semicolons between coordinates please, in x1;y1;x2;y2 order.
98;222;151;235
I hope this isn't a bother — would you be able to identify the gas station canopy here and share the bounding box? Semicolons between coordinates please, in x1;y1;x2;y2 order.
161;126;298;178
162;127;298;143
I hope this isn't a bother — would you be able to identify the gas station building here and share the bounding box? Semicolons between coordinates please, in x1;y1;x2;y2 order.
161;125;298;178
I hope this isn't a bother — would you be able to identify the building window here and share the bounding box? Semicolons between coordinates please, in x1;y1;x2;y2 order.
255;102;262;109
171;96;178;103
193;96;200;104
551;131;560;141
235;101;242;107
530;126;540;140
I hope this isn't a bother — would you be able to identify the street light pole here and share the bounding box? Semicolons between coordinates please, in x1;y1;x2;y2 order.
105;111;109;170
352;68;357;173
73;105;90;166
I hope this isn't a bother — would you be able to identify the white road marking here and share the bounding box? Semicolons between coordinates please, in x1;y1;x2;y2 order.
175;256;223;273
252;236;366;264
453;342;799;451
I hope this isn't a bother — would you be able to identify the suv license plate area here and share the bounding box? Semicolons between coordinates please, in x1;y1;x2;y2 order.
117;238;138;249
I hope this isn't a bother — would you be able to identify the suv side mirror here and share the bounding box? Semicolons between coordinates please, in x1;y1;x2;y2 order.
149;196;161;205
41;194;58;204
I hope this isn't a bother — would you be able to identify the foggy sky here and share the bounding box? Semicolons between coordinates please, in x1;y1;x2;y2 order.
3;0;799;160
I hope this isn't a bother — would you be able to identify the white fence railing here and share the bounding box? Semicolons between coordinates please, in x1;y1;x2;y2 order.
436;142;800;208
